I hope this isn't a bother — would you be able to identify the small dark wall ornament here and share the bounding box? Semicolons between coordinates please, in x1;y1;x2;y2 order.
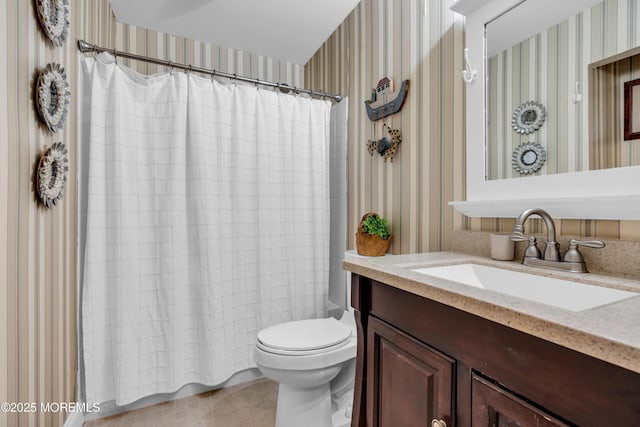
367;125;402;162
624;78;640;141
374;137;391;154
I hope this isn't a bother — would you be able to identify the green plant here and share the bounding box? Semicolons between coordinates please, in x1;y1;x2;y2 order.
362;213;390;240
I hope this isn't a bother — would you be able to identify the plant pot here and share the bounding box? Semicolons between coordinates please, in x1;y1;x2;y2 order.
355;231;392;256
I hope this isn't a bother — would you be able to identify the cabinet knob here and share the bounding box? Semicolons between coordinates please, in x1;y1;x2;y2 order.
431;419;447;427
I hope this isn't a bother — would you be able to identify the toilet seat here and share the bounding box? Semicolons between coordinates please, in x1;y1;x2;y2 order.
257;317;352;356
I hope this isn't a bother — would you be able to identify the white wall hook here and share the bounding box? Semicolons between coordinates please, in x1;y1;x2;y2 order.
573;81;582;103
462;48;478;83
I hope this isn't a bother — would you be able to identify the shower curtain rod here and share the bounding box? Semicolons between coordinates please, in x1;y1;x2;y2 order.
77;39;342;102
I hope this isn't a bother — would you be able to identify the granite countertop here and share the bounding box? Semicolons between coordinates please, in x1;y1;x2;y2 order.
343;251;640;374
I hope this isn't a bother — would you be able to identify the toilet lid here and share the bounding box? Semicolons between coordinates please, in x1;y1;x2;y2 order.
257;317;352;354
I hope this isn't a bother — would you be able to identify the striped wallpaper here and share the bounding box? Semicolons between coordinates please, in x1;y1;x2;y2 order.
1;1;303;426
306;0;640;248
487;0;640;180
0;0;86;425
306;0;466;253
1;1;640;425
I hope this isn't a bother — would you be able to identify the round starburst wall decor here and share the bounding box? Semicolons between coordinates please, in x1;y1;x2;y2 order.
36;63;70;133
512;141;547;175
35;0;70;47
512;101;546;135
36;142;69;209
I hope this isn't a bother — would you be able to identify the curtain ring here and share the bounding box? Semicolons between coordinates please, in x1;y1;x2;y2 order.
168;60;173;75
188;64;193;74
111;48;117;64
255;78;259;90
211;69;216;82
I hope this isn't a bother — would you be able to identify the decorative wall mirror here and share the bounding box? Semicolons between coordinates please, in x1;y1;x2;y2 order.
512;141;546;174
449;0;640;219
511;102;546;136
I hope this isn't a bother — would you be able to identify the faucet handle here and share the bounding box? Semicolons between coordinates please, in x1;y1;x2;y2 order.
510;233;529;242
563;239;605;263
568;239;605;249
510;225;530;242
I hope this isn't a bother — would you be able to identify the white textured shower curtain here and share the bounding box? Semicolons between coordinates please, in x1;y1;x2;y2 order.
80;54;331;406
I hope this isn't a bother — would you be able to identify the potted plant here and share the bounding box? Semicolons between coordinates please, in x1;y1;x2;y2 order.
355;212;392;256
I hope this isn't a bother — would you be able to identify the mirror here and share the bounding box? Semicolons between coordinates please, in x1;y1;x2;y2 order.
449;0;640;219
485;0;640;180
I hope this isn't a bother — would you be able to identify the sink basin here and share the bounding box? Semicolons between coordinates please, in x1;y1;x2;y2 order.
411;263;638;312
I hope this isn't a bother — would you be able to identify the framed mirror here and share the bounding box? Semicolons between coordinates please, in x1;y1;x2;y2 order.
449;0;640;220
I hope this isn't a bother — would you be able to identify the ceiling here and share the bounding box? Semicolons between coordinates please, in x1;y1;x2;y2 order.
109;0;360;65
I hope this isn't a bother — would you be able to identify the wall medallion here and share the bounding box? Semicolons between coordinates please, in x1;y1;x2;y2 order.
35;0;70;47
512;101;546;135
36;142;69;208
512;141;547;175
36;63;70;133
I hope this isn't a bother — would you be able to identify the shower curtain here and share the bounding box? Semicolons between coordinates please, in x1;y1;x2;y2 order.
79;53;331;406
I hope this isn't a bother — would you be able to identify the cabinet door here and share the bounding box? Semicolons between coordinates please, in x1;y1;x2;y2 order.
367;316;455;427
472;373;570;427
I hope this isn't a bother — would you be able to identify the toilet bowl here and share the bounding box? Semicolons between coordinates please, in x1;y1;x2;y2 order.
254;310;357;427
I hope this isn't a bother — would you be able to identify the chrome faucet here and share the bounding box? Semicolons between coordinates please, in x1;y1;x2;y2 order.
511;208;604;273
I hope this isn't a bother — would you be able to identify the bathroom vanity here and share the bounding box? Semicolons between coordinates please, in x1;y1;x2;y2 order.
343;252;640;427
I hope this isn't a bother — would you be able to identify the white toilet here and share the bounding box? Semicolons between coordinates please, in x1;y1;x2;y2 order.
254;310;357;427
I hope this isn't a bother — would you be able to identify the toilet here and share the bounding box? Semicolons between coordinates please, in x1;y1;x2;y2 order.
254;310;357;427
254;251;367;427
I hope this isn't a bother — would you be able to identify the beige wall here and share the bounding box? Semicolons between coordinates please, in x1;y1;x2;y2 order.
306;0;466;253
0;1;304;426
305;0;640;249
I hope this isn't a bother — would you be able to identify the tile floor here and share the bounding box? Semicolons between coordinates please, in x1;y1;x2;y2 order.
83;378;278;427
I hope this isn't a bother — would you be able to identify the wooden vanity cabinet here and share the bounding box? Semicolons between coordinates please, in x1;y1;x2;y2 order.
471;374;569;427
367;316;454;426
350;273;640;427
